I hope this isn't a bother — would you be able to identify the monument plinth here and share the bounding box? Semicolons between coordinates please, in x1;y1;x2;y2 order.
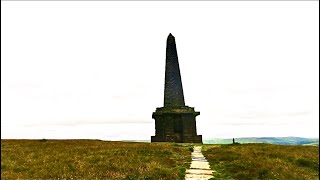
151;34;202;143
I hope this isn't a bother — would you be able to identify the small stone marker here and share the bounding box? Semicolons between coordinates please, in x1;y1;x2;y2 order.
185;146;214;180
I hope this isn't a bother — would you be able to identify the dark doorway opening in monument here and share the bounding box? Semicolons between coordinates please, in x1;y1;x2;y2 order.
174;119;182;134
173;118;183;143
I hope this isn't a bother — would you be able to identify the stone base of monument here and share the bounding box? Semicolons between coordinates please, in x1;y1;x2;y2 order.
151;106;202;143
151;135;202;143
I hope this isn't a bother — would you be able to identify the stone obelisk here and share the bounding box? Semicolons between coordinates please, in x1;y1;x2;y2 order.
151;34;202;143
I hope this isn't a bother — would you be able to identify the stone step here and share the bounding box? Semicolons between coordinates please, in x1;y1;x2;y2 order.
192;158;208;162
186;169;213;175
185;174;214;180
190;162;211;169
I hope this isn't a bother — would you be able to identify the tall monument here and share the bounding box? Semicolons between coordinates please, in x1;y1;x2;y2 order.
151;34;202;143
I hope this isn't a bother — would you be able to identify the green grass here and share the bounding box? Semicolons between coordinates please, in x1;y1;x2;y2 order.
202;143;319;180
1;140;192;179
3;140;318;180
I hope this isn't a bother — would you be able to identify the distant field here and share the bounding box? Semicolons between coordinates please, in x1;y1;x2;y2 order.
1;140;192;179
203;137;319;145
124;137;319;145
203;143;319;179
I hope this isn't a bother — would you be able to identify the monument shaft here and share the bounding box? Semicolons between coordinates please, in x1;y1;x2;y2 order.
164;34;185;107
151;34;202;143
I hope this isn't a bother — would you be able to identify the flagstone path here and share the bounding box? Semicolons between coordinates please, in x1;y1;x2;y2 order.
185;146;215;180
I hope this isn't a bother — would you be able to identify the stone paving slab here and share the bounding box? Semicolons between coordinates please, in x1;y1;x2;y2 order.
192;153;204;157
186;169;213;175
192;157;207;160
190;161;211;169
185;174;214;180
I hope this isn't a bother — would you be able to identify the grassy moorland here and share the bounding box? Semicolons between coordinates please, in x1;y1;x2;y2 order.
203;143;319;180
1;140;193;179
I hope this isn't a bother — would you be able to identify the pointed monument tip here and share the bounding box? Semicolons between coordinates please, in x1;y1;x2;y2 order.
167;33;175;42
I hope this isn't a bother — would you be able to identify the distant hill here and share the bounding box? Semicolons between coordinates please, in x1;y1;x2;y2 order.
203;137;319;145
122;137;319;145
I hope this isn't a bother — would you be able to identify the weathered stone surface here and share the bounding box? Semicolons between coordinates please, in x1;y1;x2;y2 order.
164;33;185;107
185;174;214;180
151;34;202;143
190;161;211;170
186;169;213;175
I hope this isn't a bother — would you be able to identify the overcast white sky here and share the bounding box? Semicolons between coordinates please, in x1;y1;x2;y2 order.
1;1;319;140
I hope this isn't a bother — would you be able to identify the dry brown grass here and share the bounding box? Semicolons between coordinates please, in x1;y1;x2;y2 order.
1;139;192;179
203;143;319;180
